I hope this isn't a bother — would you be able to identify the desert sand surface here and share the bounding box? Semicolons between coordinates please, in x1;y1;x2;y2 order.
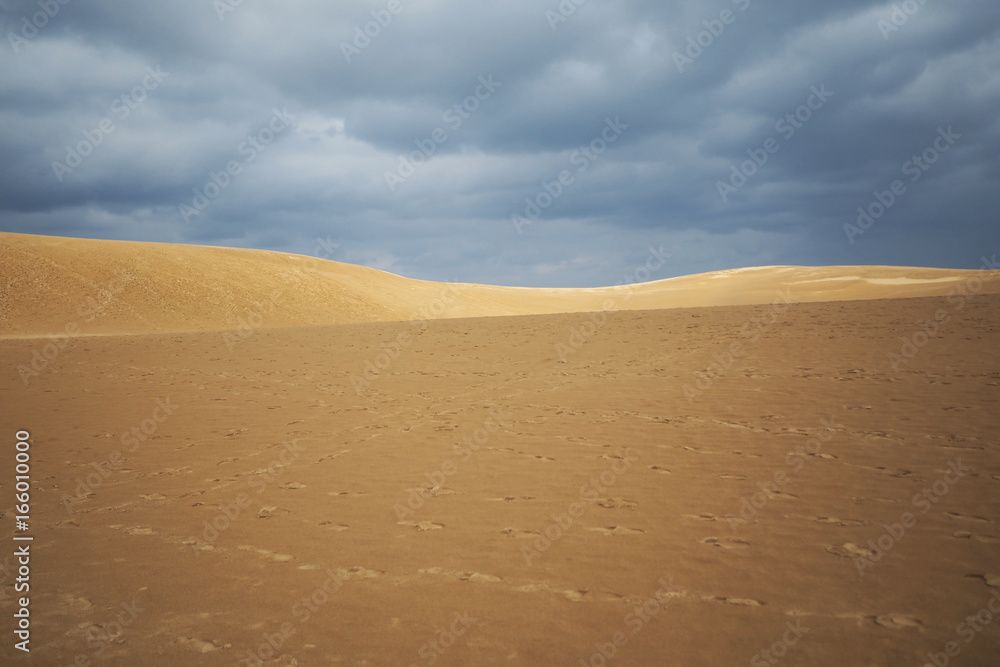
1;233;1000;666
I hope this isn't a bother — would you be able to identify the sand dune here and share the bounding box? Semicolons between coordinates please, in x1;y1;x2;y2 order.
2;232;999;665
2;231;998;336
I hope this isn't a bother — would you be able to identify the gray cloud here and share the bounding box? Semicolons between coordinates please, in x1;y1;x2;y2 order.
1;0;998;287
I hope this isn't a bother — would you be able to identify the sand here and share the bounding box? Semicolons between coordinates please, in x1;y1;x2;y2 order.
1;232;999;666
3;231;998;336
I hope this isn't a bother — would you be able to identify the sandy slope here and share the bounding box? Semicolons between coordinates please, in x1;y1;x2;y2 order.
2;231;998;336
1;232;999;665
1;294;999;666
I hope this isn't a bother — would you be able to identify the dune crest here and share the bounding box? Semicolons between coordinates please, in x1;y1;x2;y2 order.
1;231;997;336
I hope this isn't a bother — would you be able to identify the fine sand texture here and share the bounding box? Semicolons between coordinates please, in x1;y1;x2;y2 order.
1;233;999;666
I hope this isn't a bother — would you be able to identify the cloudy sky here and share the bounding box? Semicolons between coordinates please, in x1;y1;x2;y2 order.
1;1;998;287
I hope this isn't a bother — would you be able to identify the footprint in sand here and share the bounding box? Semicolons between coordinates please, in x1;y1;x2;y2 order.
237;545;294;562
718;473;747;480
176;637;222;654
952;532;1000;543
827;543;874;559
770;490;800;500
459;572;503;583
648;466;672;474
399;521;444;531
316;450;350;463
340;565;384;579
561;589;589;602
501;528;540;539
788;515;867;527
59;594;94;614
850;496;899;505
947;512;991;523
418;567;500;583
596;498;638;510
703;595;765;607
965;574;1000;588
512;583;591;602
319;521;350;531
183;537;214;552
685;513;722;522
683;446;721;455
701;536;751;549
257;506;291;519
279;482;307;490
712;419;768;433
873;614;923;630
586;526;646;536
139;493;167;502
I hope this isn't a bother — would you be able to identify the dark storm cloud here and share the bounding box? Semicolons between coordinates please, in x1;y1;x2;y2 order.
1;0;998;286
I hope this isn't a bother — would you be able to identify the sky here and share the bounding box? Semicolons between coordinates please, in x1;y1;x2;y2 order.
1;0;998;287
